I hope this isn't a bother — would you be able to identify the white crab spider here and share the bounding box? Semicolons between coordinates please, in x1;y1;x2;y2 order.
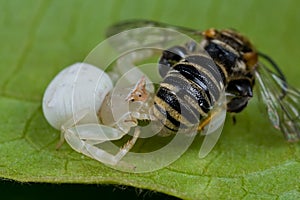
43;62;155;166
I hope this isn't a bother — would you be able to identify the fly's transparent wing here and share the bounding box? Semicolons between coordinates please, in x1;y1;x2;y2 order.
255;63;300;142
105;25;200;54
86;21;206;89
106;19;202;40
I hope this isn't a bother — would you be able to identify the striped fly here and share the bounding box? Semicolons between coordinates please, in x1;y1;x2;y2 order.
107;20;300;143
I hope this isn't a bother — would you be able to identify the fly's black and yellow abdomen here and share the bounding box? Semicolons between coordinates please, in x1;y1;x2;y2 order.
153;54;224;133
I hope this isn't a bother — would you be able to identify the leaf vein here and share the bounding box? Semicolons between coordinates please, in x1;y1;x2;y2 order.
0;94;40;103
1;0;51;92
23;106;43;149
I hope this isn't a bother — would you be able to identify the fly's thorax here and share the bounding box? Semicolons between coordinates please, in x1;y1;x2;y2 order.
200;28;258;113
201;28;258;82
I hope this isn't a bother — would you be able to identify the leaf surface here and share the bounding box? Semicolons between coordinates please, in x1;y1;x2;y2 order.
0;0;299;199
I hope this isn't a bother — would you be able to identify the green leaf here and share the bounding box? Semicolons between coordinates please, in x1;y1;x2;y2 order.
1;0;300;199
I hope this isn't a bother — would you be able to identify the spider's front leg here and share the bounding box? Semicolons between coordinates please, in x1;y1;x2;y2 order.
63;123;140;166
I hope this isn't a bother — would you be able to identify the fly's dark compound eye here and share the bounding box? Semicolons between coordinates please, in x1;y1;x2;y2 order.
225;79;253;113
227;79;253;97
227;97;249;113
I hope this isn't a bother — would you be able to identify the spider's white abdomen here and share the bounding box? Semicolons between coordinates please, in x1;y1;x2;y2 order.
42;62;113;129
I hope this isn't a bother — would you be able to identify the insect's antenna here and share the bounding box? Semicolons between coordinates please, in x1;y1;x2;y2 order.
258;52;288;98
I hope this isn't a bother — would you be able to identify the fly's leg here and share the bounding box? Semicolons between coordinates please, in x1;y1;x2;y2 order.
66;123;128;143
198;107;226;158
198;110;220;133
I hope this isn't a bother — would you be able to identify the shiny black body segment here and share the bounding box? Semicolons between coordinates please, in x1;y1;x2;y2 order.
154;52;223;132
